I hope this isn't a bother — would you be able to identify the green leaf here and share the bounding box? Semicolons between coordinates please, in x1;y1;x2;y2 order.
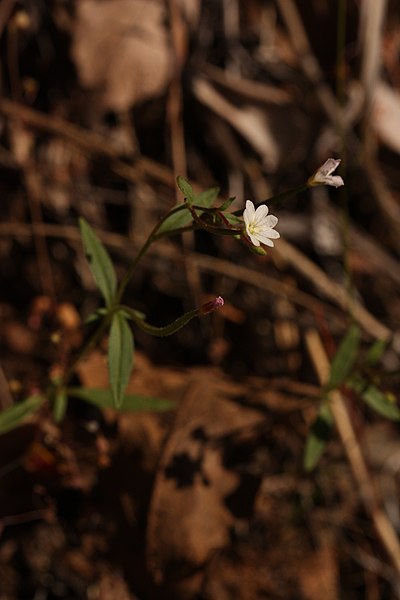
53;389;67;423
219;196;236;211
303;402;334;471
0;395;45;435
68;387;175;412
223;213;242;226
364;338;388;367
349;377;400;421
193;187;220;208
176;176;196;204
248;245;267;256
79;218;117;307
84;308;108;325
158;182;220;235
157;204;192;235
108;312;134;408
326;324;361;391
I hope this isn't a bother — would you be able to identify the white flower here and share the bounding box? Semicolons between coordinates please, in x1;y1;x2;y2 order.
308;158;344;188
243;200;280;247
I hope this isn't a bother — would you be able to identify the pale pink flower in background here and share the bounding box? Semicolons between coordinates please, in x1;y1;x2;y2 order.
243;200;280;247
308;158;344;188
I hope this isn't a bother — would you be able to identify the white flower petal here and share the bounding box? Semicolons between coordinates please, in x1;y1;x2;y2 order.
257;236;275;247
328;175;344;188
264;215;278;228
320;158;341;177
308;158;344;188
242;200;280;248
254;205;269;221
256;230;280;244
248;233;260;246
245;200;255;217
265;228;280;239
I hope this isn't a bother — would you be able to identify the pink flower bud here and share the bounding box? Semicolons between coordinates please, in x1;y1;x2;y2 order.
199;296;224;315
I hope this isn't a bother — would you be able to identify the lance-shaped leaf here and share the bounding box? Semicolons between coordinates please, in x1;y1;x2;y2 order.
176;176;196;204
156;204;193;235
194;186;220;208
326;324;361;391
349;376;400;421
108;311;134;408
157;180;220;235
0;394;45;435
53;389;67;423
364;338;388;368
79;218;117;307
303;401;334;471
68;387;174;412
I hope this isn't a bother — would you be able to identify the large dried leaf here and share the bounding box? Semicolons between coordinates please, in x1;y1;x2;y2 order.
71;0;172;111
146;372;267;587
372;82;400;155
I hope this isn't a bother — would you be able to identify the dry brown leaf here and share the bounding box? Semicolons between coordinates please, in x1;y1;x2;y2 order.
71;0;172;112
145;371;267;588
372;81;400;154
298;545;339;600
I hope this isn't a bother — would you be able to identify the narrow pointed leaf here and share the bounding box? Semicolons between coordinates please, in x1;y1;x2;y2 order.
0;395;45;435
158;181;220;235
68;387;175;412
223;213;242;226
85;308;108;325
108;312;134;408
194;186;220;207
219;196;236;211
176;176;196;204
326;324;361;391
364;338;388;367
349;377;400;421
303;402;334;471
362;386;400;420
79;218;117;307
157;204;192;234
53;389;67;423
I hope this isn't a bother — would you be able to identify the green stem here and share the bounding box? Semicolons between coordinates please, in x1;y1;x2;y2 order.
122;305;200;337
187;203;242;236
63;204;193;386
116;203;189;303
63;311;113;385
232;183;308;216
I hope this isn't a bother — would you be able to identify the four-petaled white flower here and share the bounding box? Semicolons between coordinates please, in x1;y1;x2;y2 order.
308;158;344;188
243;200;280;247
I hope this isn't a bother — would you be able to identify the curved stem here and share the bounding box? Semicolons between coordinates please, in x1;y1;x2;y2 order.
187;203;242;236
232;183;308;216
122;305;200;337
116;203;189;303
63;204;192;385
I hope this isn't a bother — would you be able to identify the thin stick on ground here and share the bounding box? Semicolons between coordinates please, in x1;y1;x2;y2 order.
305;328;400;575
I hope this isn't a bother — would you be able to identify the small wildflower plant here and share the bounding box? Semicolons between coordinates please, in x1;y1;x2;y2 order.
2;157;398;461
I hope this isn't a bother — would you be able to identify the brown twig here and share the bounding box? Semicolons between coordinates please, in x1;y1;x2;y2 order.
0;361;13;410
0;98;174;187
274;239;391;340
167;0;205;311
0;0;16;39
23;165;57;301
